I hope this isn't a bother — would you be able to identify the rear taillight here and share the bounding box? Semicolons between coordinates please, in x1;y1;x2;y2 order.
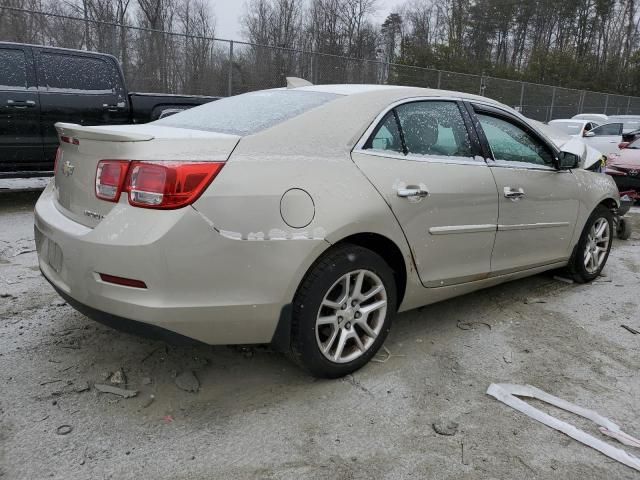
619;142;630;149
95;160;129;201
126;161;224;209
94;160;224;209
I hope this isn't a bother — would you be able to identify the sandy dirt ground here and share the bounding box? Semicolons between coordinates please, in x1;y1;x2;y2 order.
1;190;639;480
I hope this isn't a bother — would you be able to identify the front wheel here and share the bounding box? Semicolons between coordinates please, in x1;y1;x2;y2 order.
290;244;397;378
569;205;614;283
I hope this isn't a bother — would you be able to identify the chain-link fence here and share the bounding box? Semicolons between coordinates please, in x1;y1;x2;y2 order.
2;5;640;122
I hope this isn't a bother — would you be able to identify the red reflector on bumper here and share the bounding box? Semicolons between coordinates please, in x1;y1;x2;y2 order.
99;273;147;289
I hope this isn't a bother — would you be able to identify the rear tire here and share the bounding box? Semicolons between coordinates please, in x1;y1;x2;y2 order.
290;244;397;378
568;205;614;283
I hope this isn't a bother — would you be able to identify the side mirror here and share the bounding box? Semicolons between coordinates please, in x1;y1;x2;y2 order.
583;131;595;137
557;151;580;169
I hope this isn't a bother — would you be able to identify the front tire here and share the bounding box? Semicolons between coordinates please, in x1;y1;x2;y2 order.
290;244;397;378
569;205;614;283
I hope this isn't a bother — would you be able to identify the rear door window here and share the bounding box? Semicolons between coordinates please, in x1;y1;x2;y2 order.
591;123;623;136
0;48;27;89
394;101;474;158
40;53;116;93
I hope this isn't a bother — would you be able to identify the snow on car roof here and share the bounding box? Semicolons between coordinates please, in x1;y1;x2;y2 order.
290;83;500;105
293;84;406;95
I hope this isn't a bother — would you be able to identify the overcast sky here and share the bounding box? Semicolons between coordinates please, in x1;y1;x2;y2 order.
212;0;402;41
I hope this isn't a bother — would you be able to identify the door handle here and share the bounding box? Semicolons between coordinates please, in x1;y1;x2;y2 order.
6;99;35;109
397;187;429;198
504;187;525;200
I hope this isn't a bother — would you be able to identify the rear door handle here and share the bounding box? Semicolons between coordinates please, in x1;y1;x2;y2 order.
397;187;429;198
504;187;525;200
103;102;126;112
7;99;36;109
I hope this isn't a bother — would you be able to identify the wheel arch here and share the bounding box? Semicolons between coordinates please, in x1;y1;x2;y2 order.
272;231;413;353
598;197;619;213
331;232;408;307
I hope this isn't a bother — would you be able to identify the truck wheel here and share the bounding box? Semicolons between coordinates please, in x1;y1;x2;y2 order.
290;244;397;378
617;217;632;240
569;206;614;283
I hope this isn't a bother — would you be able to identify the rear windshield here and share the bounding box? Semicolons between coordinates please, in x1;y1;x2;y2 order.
154;90;340;136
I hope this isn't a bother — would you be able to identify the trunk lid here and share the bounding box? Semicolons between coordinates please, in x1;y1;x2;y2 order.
53;122;240;227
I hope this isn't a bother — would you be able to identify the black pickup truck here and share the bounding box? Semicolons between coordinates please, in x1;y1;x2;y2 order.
0;42;218;178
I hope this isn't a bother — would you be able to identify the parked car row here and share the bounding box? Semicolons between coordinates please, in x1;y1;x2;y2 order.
548;112;639;162
0;42;218;178
544;113;640;195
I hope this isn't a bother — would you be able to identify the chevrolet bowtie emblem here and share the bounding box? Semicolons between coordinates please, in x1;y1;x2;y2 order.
62;160;75;177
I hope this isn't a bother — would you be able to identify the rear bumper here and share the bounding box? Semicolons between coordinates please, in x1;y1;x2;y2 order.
34;182;326;345
43;273;203;345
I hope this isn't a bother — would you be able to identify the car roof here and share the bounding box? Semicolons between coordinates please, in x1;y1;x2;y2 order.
573;113;608;119
287;84;501;106
0;41;118;61
238;84;533;156
549;119;589;124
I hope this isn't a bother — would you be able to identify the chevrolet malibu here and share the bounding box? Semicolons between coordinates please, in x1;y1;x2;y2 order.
35;84;619;378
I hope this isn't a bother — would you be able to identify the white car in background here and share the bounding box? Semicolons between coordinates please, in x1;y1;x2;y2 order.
552;116;623;155
573;113;609;123
548;119;600;137
533;120;604;171
569;114;640;155
582;122;625;155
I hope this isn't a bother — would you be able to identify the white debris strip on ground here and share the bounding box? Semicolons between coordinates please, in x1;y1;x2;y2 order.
487;383;640;472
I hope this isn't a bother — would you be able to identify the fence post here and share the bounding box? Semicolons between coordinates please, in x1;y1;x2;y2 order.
227;41;234;97
479;74;486;96
579;91;585;114
437;70;442;89
603;94;609;115
519;82;525;112
626;96;631;115
548;87;556;121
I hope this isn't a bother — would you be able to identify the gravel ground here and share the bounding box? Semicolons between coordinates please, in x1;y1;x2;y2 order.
1;190;639;480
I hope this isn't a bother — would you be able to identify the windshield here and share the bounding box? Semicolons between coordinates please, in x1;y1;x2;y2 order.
629;138;640;149
548;121;584;135
154;90;340;136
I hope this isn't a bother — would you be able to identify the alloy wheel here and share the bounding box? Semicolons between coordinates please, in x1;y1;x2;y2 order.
315;269;387;364
584;217;610;274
